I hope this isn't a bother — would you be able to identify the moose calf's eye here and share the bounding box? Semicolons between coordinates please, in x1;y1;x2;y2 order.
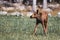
39;13;42;15
34;14;36;15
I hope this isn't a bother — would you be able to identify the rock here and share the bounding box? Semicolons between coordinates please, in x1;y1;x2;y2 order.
0;11;7;15
6;7;15;11
48;13;52;17
7;11;24;16
27;6;32;11
48;4;60;9
57;12;60;17
17;5;25;11
13;3;20;7
42;8;52;12
14;3;26;11
1;7;15;12
1;7;7;11
26;12;33;17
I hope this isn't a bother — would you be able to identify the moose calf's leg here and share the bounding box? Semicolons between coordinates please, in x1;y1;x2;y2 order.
42;21;46;35
42;21;48;35
33;24;38;35
44;22;48;35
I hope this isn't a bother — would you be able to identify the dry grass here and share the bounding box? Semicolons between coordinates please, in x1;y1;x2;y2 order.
51;9;60;16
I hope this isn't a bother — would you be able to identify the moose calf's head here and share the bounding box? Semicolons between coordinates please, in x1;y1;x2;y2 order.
30;10;40;18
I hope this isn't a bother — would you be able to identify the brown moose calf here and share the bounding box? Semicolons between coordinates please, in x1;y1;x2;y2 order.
30;9;48;35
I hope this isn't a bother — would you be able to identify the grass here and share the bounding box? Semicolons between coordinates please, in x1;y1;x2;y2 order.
0;15;60;40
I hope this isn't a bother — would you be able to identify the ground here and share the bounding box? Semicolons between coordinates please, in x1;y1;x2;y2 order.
0;15;60;40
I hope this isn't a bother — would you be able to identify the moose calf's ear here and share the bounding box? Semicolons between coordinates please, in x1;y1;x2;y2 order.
36;10;38;14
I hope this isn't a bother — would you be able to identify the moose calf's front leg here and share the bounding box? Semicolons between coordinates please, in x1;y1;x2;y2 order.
33;24;38;35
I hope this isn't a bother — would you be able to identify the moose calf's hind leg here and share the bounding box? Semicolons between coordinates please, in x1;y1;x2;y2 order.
43;22;48;35
44;22;48;35
42;21;47;35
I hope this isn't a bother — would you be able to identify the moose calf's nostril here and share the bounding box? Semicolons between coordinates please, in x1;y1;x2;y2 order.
30;16;32;18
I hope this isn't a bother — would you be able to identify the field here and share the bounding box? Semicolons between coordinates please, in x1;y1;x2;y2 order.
0;15;60;40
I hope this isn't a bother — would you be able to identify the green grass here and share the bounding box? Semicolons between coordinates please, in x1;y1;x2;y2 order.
0;15;60;40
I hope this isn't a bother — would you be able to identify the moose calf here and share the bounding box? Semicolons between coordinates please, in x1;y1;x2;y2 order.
30;9;48;35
